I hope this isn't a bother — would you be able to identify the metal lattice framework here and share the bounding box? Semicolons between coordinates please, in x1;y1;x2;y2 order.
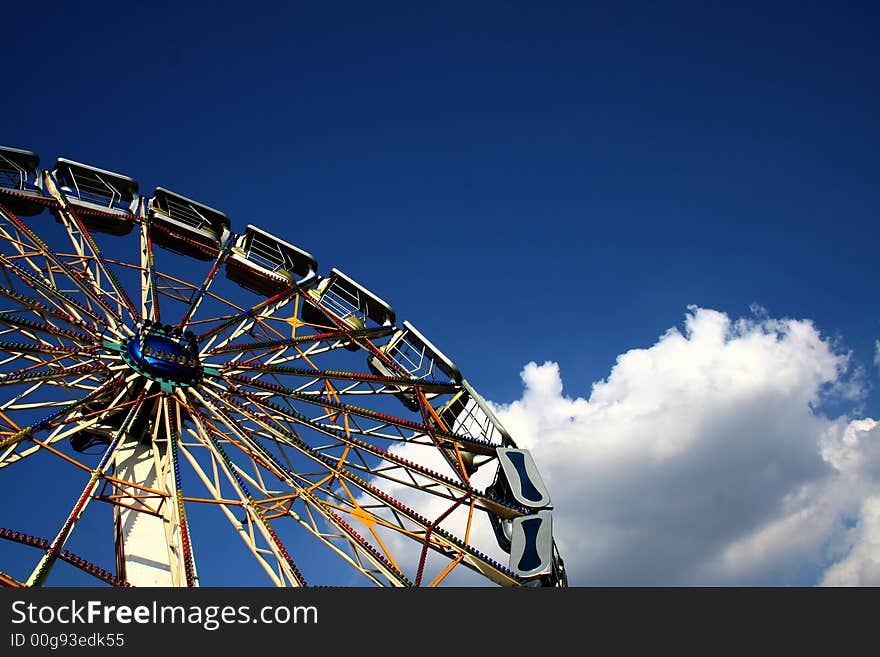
0;146;566;587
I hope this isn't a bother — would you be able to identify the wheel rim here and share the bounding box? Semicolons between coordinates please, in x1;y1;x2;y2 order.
0;147;566;587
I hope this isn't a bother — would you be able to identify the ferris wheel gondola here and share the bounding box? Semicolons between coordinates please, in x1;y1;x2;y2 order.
0;145;566;588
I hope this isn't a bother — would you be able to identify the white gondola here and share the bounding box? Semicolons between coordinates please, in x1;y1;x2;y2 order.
148;187;230;260
508;511;556;581
302;268;395;334
368;320;461;411
434;380;513;447
51;158;138;235
488;447;552;553
226;224;318;295
427;379;515;475
0;146;45;216
493;447;552;510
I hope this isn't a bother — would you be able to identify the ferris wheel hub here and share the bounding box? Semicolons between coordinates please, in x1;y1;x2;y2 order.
121;323;202;387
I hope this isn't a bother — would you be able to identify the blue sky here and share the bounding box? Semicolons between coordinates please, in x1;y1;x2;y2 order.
3;2;880;586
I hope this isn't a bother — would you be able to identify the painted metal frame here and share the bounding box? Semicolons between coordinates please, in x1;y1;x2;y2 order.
0;147;566;588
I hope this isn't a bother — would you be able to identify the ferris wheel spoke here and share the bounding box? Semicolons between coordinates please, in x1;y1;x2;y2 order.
175;390;308;587
191;390;394;585
200;380;420;452
412;495;475;587
0;375;131;470
3;374;109;400
151;269;247;317
0;203;127;333
221;374;495;458
63;211;140;323
219;362;458;395
189;387;412;586
138;216;161;322
0;529;130;587
154;274;200;307
25;386;151;586
162;397;197;585
0;204;71;290
0;369;119;415
198;286;298;353
34;379;134;441
179;235;234;329
1;383;90;415
0;341;99;362
80;219;140;321
0;344;105;370
206;326;395;358
0;363;108;388
207;340;358;371
300;496;412;586
283;498;397;586
215;376;423;444
0;285;100;339
0;347;112;385
208;383;522;522
0;322;101;357
0;313;96;347
44;174;140;325
412;387;473;485
195;386;517;586
173;435;304;587
0;255;106;330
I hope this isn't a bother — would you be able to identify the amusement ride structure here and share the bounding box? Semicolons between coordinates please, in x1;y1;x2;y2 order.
0;146;566;587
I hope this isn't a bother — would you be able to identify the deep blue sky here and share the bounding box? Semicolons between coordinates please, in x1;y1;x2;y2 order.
7;2;879;401
3;2;879;584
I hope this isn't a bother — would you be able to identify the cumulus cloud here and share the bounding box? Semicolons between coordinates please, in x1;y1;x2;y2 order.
820;494;880;585
485;306;880;585
359;306;880;585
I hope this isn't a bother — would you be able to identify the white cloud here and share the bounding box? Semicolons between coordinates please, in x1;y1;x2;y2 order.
486;306;880;585
358;306;880;585
820;494;880;585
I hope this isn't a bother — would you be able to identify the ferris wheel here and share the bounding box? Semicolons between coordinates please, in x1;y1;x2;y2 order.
0;145;566;588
